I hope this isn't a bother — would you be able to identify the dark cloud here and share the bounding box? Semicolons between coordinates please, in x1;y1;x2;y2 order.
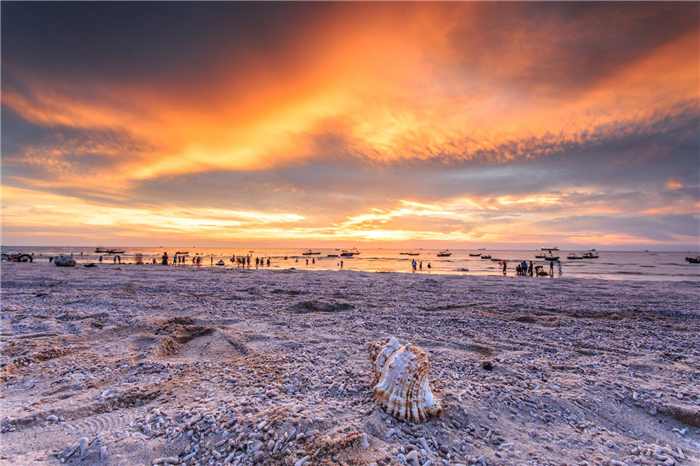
2;106;153;184
1;2;327;83
444;2;700;98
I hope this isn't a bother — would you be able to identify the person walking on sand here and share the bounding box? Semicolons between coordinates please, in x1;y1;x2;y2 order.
412;259;416;271
549;260;554;276
162;252;168;265
99;256;103;264
427;262;431;272
312;257;315;264
521;260;527;276
419;261;423;270
529;261;534;277
502;260;507;275
267;258;270;266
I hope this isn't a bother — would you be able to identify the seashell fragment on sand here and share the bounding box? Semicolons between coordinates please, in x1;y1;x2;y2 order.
369;337;442;423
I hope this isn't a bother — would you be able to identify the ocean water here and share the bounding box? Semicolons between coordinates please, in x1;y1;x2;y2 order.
2;246;699;282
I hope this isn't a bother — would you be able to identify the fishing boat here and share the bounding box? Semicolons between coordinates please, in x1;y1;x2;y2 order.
535;253;547;258
582;251;599;259
302;250;321;255
95;246;125;254
176;251;189;255
216;260;225;266
541;247;560;251
437;250;452;257
567;253;583;260
326;254;339;258
544;255;560;261
469;253;482;257
340;247;361;257
480;255;492;259
685;256;700;264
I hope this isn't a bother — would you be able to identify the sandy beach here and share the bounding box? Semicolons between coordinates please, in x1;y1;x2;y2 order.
1;263;698;466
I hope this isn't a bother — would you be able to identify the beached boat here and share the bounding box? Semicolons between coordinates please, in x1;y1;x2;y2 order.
567;253;583;260
685;256;700;264
541;247;560;251
544;255;560;261
469;253;482;257
480;255;492;259
582;251;599;259
216;260;225;266
437;250;452;257
302;250;321;255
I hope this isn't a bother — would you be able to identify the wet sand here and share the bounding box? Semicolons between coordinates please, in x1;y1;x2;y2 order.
1;263;698;465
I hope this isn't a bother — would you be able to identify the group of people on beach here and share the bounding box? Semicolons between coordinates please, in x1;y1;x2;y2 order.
500;259;562;277
411;259;431;272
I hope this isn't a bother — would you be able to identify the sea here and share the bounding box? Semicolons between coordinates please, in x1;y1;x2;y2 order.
2;246;699;282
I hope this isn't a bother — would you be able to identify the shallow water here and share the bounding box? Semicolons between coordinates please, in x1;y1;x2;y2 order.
3;246;699;282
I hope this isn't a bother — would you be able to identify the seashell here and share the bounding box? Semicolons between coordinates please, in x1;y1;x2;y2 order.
369;337;442;423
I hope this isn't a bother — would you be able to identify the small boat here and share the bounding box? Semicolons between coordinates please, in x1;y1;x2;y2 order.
490;258;501;262
302;250;321;255
685;256;700;264
544;256;560;261
326;254;339;258
469;253;482;257
340;248;360;257
478;248;486;250
567;253;583;260
176;251;189;255
437;250;452;257
535;253;547;259
216;260;225;266
96;246;125;254
582;251;599;259
480;255;492;259
95;247;125;254
541;247;560;251
399;251;419;255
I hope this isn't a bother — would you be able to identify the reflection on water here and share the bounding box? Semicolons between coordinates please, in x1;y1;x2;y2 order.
2;247;699;282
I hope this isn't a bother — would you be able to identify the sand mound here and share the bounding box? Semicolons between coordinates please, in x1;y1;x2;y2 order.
288;300;353;313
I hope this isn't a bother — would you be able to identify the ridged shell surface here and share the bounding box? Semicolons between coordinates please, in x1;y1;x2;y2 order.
369;337;442;423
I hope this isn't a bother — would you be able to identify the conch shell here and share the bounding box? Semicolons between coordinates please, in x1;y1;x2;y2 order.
369;337;442;423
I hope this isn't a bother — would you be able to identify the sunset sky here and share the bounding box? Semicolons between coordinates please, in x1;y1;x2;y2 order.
2;2;699;249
